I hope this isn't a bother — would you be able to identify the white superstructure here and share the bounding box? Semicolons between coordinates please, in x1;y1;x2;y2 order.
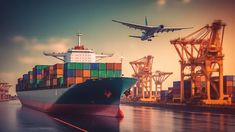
43;33;113;62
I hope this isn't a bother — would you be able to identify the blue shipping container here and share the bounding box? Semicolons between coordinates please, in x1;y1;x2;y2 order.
224;76;234;81
91;63;99;70
64;69;76;77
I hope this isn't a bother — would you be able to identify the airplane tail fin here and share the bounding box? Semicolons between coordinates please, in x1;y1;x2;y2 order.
129;35;141;38
145;16;148;26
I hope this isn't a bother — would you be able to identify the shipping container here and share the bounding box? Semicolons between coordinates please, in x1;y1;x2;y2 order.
83;70;91;77
114;63;122;70
83;63;91;70
64;69;76;77
75;77;83;83
75;70;83;77
224;75;234;81
54;63;64;69
91;63;99;70
99;70;106;77
64;77;76;86
91;70;99;77
106;63;114;70
113;70;122;77
99;63;106;70
106;70;114;77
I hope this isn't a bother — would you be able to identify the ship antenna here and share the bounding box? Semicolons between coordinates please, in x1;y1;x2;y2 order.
76;32;83;47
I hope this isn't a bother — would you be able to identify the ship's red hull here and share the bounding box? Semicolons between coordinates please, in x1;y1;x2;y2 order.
20;99;124;118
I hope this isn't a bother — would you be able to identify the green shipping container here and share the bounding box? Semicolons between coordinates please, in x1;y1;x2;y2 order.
106;70;114;77
99;70;106;77
29;80;33;84
35;65;48;69
91;70;99;77
83;63;91;70
75;63;83;69
57;77;64;86
65;63;76;69
99;63;106;70
113;70;122;77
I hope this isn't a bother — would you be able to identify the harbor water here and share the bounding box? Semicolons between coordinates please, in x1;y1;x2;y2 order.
0;100;235;132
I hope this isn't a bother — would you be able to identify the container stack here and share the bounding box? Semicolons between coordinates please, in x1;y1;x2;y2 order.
172;80;191;99
17;63;122;90
28;71;33;89
51;64;64;87
44;65;54;87
64;62;122;86
223;75;235;103
33;65;47;88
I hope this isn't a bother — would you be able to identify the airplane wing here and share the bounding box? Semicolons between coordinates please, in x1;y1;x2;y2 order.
112;20;150;31
157;27;193;33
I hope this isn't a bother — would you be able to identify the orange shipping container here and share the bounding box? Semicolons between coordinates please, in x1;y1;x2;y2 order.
54;69;63;75
54;64;64;69
75;77;83;83
83;70;91;77
114;63;122;70
226;81;233;87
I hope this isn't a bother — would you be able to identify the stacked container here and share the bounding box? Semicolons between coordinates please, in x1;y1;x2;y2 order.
51;64;64;87
28;71;33;89
44;65;54;87
223;75;235;103
33;65;47;88
17;63;122;90
172;80;191;99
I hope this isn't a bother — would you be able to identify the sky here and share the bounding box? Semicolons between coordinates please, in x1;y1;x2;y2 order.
0;0;235;95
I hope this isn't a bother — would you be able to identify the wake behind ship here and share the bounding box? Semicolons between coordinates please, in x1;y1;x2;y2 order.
16;34;137;117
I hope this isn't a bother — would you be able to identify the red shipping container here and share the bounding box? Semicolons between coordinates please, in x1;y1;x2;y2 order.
226;86;233;95
76;70;83;77
114;63;122;70
64;77;76;85
36;74;42;79
106;63;114;70
226;81;233;87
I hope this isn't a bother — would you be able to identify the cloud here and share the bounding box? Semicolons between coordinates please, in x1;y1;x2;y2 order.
182;0;191;3
157;0;166;6
12;36;72;52
156;0;192;7
17;56;45;64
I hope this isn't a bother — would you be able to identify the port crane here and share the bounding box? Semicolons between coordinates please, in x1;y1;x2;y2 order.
0;80;11;101
152;71;173;100
170;20;230;104
130;55;155;101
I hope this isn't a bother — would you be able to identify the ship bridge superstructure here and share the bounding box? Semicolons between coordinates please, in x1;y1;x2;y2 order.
44;33;113;63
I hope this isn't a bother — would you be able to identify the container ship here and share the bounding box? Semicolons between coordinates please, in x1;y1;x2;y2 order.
16;34;137;117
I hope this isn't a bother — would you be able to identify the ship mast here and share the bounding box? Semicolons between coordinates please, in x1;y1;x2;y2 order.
77;32;82;47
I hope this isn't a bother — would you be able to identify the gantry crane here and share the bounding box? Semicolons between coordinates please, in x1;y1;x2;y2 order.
0;80;11;100
130;55;155;101
152;71;173;100
170;20;230;104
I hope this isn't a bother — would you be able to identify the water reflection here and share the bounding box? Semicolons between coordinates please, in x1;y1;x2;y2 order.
1;101;235;132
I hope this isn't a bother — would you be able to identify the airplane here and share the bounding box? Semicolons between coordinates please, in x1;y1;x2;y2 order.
112;17;193;41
